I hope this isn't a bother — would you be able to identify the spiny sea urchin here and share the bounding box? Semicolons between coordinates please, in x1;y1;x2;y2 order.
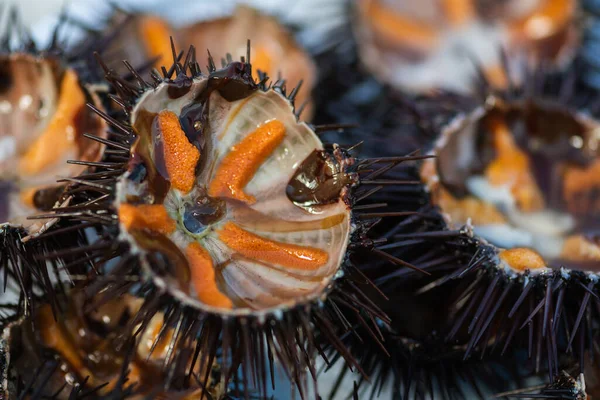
33;41;428;398
318;50;600;399
406;58;600;378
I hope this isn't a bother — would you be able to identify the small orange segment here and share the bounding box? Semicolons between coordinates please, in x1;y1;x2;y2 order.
139;16;175;69
209;120;286;203
19;69;85;176
39;303;145;393
156;110;200;193
218;222;328;270
484;64;508;89
38;305;88;377
499;248;546;271
186;242;233;309
119;204;176;234
435;187;507;226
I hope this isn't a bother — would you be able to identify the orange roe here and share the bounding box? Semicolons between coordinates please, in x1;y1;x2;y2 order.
209;120;285;203
218;222;328;270
484;115;545;212
186;243;233;309
561;236;600;262
20;69;84;176
442;0;474;26
119;204;176;234
511;0;574;41
19;187;38;208
364;0;439;50
484;64;508;89
499;248;546;271
252;46;273;78
38;306;87;375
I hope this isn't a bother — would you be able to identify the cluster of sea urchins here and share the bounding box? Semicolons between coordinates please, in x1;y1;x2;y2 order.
1;1;600;400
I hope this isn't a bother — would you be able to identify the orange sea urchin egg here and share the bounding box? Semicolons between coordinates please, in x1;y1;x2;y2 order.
208;120;286;203
499;248;547;272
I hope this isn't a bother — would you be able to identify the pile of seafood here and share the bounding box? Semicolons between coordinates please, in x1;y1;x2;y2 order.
1;0;599;399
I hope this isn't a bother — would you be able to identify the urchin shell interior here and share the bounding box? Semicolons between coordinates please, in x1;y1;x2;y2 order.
0;53;106;233
116;68;353;316
422;97;600;272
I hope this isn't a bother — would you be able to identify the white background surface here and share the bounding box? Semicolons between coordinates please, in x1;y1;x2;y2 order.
13;0;68;27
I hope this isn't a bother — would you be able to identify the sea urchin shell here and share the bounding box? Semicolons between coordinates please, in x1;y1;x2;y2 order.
32;42;425;398
116;60;354;314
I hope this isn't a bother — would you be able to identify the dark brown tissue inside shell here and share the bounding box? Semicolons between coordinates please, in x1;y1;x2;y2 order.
286;149;353;209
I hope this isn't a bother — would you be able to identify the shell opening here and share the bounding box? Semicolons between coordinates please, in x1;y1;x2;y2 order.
117;65;353;315
423;99;600;272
